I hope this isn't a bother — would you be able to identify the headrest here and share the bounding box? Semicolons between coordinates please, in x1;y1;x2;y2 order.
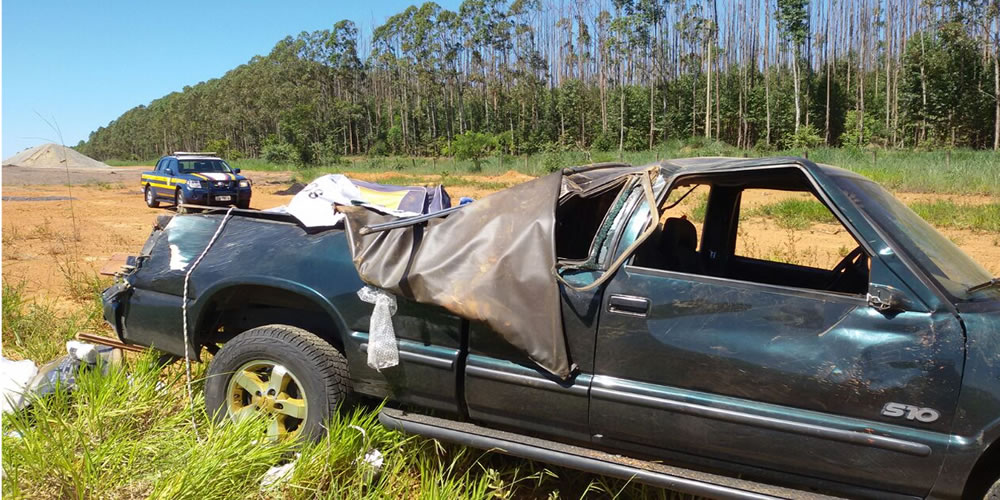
662;217;698;252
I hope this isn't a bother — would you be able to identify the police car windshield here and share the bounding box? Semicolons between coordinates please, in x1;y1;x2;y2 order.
178;159;232;173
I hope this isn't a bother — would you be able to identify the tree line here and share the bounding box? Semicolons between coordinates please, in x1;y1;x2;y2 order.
79;0;1000;165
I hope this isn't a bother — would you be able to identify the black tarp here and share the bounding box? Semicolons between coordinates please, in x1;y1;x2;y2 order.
340;164;660;378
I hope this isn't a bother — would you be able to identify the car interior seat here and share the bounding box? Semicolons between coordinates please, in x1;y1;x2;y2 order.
632;216;701;273
660;216;701;273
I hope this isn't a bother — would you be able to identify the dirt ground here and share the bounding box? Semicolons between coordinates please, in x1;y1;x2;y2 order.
2;166;998;307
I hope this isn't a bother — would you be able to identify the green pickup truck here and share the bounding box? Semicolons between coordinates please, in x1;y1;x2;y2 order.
103;157;1000;499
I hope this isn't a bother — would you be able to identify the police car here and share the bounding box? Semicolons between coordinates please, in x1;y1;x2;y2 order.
141;152;252;212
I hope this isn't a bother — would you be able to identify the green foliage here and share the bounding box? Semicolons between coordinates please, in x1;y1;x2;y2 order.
783;125;823;150
310;139;347;166
3;275;107;362
261;141;299;166
900;27;993;147
748;199;837;229
909;200;1000;232
204;139;243;161
591;131;618;152
776;0;810;46
841;111;887;148
76;4;997;164
448;131;497;171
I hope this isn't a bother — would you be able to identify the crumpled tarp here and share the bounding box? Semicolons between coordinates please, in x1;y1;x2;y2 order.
268;174;451;228
341;164;659;379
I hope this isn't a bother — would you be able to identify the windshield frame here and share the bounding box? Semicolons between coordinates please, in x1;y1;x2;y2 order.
829;173;996;303
176;158;233;174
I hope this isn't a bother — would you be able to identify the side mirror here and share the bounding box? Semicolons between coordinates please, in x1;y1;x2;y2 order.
867;284;911;313
234;168;241;174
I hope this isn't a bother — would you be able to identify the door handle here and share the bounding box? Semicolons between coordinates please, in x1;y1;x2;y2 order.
608;294;650;316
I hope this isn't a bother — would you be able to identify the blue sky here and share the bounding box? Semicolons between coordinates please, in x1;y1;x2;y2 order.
2;0;459;157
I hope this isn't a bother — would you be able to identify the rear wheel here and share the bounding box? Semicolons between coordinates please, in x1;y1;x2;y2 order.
986;478;1000;499
144;185;160;208
204;325;348;441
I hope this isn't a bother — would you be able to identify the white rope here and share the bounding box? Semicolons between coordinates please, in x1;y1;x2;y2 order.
181;206;235;436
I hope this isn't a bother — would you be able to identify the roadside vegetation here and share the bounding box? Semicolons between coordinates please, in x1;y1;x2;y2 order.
78;1;999;167
1;273;680;499
747;199;837;230
910;201;1000;233
109;141;1000;196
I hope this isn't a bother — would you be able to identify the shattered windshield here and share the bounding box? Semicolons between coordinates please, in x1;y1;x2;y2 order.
831;174;996;302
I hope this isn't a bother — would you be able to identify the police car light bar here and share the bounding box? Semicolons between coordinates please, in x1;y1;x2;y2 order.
174;151;219;156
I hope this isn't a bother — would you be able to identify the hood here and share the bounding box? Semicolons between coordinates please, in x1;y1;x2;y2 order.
188;172;244;182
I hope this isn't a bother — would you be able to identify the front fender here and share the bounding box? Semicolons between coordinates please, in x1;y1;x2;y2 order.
931;304;1000;498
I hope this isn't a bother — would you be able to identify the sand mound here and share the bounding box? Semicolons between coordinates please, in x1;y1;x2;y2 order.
3;143;109;169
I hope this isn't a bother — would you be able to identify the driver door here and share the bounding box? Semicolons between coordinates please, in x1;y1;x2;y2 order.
590;171;964;496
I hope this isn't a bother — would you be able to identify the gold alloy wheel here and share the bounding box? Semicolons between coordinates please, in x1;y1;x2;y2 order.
226;360;308;440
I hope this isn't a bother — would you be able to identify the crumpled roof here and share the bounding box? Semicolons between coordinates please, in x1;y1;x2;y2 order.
340;164;660;378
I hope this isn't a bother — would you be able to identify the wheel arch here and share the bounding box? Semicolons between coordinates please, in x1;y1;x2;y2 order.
964;435;1000;499
190;277;350;357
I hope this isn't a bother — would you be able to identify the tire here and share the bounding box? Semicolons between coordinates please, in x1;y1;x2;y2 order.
175;189;189;214
204;325;349;441
986;478;1000;500
237;199;250;210
144;185;160;208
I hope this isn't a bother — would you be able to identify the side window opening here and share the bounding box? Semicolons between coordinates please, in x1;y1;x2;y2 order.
631;169;869;296
556;184;625;262
632;184;710;272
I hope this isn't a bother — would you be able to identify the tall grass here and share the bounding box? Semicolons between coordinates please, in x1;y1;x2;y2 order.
2;286;688;499
1;351;681;499
747;198;1000;233
747;199;838;230
909;200;1000;232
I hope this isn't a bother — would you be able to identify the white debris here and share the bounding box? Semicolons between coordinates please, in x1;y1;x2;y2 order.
357;286;399;371
66;340;98;364
0;357;38;414
360;448;384;475
284;174;361;227
349;425;384;482
260;452;301;491
260;461;296;490
270;174;419;227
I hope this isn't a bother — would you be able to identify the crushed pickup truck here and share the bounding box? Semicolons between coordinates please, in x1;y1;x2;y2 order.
102;157;1000;500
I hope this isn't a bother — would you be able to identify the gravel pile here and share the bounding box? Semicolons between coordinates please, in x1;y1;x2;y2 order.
2;143;110;169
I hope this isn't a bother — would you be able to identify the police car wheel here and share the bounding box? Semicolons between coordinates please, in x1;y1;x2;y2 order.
144;186;160;208
175;189;189;214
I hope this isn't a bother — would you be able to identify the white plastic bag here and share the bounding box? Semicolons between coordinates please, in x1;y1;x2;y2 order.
357;286;399;371
1;357;38;414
